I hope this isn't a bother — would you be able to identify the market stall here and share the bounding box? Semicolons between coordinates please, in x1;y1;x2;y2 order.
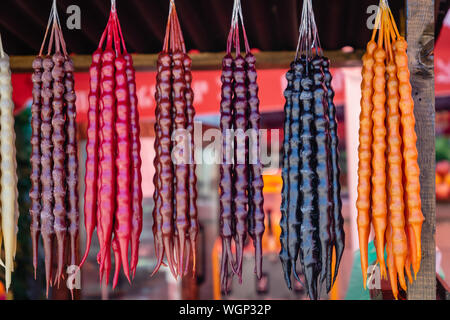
0;0;446;301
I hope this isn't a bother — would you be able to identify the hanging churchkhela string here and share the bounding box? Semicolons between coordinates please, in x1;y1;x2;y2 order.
0;33;19;293
151;0;198;279
30;1;78;297
79;1;143;289
279;0;344;300
357;0;423;299
219;0;265;293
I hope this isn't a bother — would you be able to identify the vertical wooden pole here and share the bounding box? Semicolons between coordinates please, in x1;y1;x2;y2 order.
406;0;436;300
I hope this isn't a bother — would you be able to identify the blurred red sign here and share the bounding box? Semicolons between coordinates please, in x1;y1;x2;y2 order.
436;12;450;97
11;67;345;121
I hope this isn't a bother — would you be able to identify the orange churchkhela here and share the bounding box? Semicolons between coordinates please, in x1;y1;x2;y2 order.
370;7;388;279
356;31;377;291
356;0;423;298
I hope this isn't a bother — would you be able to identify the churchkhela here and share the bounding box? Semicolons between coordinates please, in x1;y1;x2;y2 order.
0;32;19;293
356;0;423;299
30;2;79;297
79;3;143;289
151;0;198;280
218;0;265;293
279;0;345;300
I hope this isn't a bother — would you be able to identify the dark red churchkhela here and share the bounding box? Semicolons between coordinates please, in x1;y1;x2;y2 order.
98;27;116;283
219;0;265;293
151;2;198;279
124;51;143;279
183;53;199;275
219;53;235;291
79;5;142;289
151;53;169;276
79;45;103;270
30;2;79;298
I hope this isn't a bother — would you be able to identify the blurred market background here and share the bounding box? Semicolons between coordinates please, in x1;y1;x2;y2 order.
0;0;448;300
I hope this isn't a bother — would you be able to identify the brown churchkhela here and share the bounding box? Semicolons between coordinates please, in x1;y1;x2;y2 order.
219;53;236;288
232;54;249;281
40;55;55;295
30;3;79;297
151;2;198;279
124;51;143;279
219;0;265;293
30;57;43;277
183;53;199;274
64;58;79;268
51;51;67;285
245;53;265;280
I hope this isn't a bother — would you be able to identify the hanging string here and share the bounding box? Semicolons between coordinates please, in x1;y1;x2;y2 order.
162;1;173;52
295;0;308;60
47;21;56;56
171;4;183;53
237;0;250;54
39;2;55;56
170;6;177;52
106;15;114;50
39;0;68;57
227;0;238;54
0;33;4;58
172;5;186;54
55;20;61;53
162;0;186;54
54;0;68;57
227;0;250;55
235;8;240;56
233;14;238;56
295;0;322;61
114;9;128;54
98;11;113;50
112;11;122;57
371;3;382;42
226;3;236;54
309;0;322;56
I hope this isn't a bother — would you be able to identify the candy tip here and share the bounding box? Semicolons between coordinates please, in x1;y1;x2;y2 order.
126;273;132;285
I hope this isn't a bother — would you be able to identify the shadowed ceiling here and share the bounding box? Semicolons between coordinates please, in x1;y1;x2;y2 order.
0;0;440;56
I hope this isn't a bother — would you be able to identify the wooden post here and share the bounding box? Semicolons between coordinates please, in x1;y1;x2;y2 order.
406;0;436;300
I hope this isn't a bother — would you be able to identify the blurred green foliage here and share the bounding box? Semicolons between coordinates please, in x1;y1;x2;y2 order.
4;107;46;299
436;136;450;162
